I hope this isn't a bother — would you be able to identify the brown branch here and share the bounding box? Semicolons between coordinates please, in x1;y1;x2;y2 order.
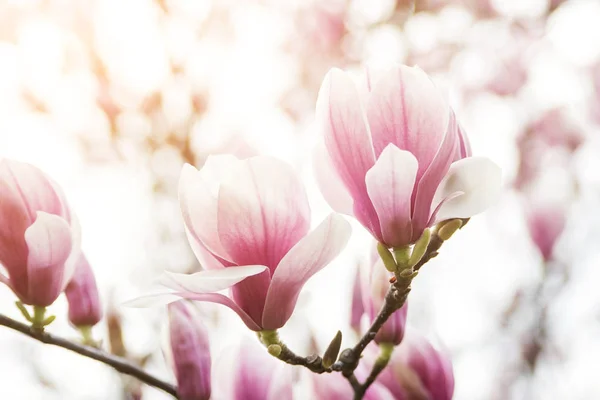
0;314;178;398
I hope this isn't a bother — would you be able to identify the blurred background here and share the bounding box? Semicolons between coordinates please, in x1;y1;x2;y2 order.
1;0;600;399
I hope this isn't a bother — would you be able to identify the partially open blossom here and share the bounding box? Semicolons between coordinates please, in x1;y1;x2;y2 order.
378;334;454;400
525;202;566;262
311;366;394;400
65;253;103;327
0;159;81;307
220;337;292;400
168;301;211;400
350;265;365;332
128;155;351;331
314;66;501;248
360;256;408;345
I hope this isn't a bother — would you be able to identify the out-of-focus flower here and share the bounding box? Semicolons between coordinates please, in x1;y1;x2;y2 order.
0;159;81;307
524;201;566;262
350;265;365;332
168;301;211;400
221;337;293;400
314;65;501;249
378;334;454;400
361;256;408;346
311;366;395;400
128;155;351;331
65;253;103;327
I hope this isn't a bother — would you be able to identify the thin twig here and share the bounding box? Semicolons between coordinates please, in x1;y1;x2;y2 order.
0;314;178;398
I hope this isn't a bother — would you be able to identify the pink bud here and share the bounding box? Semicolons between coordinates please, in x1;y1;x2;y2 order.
350;265;365;332
227;337;292;400
314;66;501;247
360;255;408;346
379;334;454;400
525;203;566;261
65;253;102;327
0;159;80;307
168;301;211;400
312;366;394;400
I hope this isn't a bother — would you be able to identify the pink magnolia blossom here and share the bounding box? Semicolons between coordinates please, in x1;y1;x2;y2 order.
168;301;211;400
525;202;566;262
219;337;293;400
128;155;351;331
314;66;501;248
65;253;103;327
361;256;408;346
311;364;395;400
0;159;81;307
378;334;454;400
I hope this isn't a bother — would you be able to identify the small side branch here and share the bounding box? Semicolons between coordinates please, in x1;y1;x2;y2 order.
0;314;178;398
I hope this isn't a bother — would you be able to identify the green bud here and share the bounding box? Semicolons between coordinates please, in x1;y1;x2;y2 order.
437;219;463;241
408;228;431;267
393;245;411;270
322;330;342;368
267;344;282;357
377;243;398;272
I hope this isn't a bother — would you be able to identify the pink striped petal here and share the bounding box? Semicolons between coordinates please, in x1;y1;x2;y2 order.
183;292;262;331
159;265;268;293
178;157;237;263
262;213;351;330
25;212;73;306
317;69;381;238
0;160;65;223
366;145;418;247
230;270;271;331
217;156;310;270
366;66;449;178
313;142;354;215
184;225;227;270
317;68;376;199
432;157;502;224
410;113;458;236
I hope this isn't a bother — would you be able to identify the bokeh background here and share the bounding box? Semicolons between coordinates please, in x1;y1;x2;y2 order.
1;0;600;399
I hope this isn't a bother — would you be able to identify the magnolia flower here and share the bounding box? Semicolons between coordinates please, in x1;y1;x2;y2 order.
168;301;211;400
357;253;408;345
129;155;351;331
65;253;103;328
311;365;395;400
218;337;293;400
525;202;566;262
378;334;454;400
0;159;81;307
314;65;501;248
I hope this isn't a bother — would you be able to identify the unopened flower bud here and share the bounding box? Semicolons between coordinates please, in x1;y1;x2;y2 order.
168;301;211;400
379;334;454;400
322;330;342;368
65;253;102;328
525;204;566;262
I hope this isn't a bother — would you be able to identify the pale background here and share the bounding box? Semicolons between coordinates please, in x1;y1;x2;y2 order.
1;0;600;399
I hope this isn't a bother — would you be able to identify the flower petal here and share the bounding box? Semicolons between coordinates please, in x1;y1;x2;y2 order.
183;292;262;331
432;157;502;223
123;292;181;308
25;212;73;306
317;68;377;201
366;144;418;247
217;156;311;270
261;213;351;330
0;160;65;221
158;265;268;293
410;112;458;236
179;157;237;262
367;66;449;175
313;141;354;215
317;68;382;238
